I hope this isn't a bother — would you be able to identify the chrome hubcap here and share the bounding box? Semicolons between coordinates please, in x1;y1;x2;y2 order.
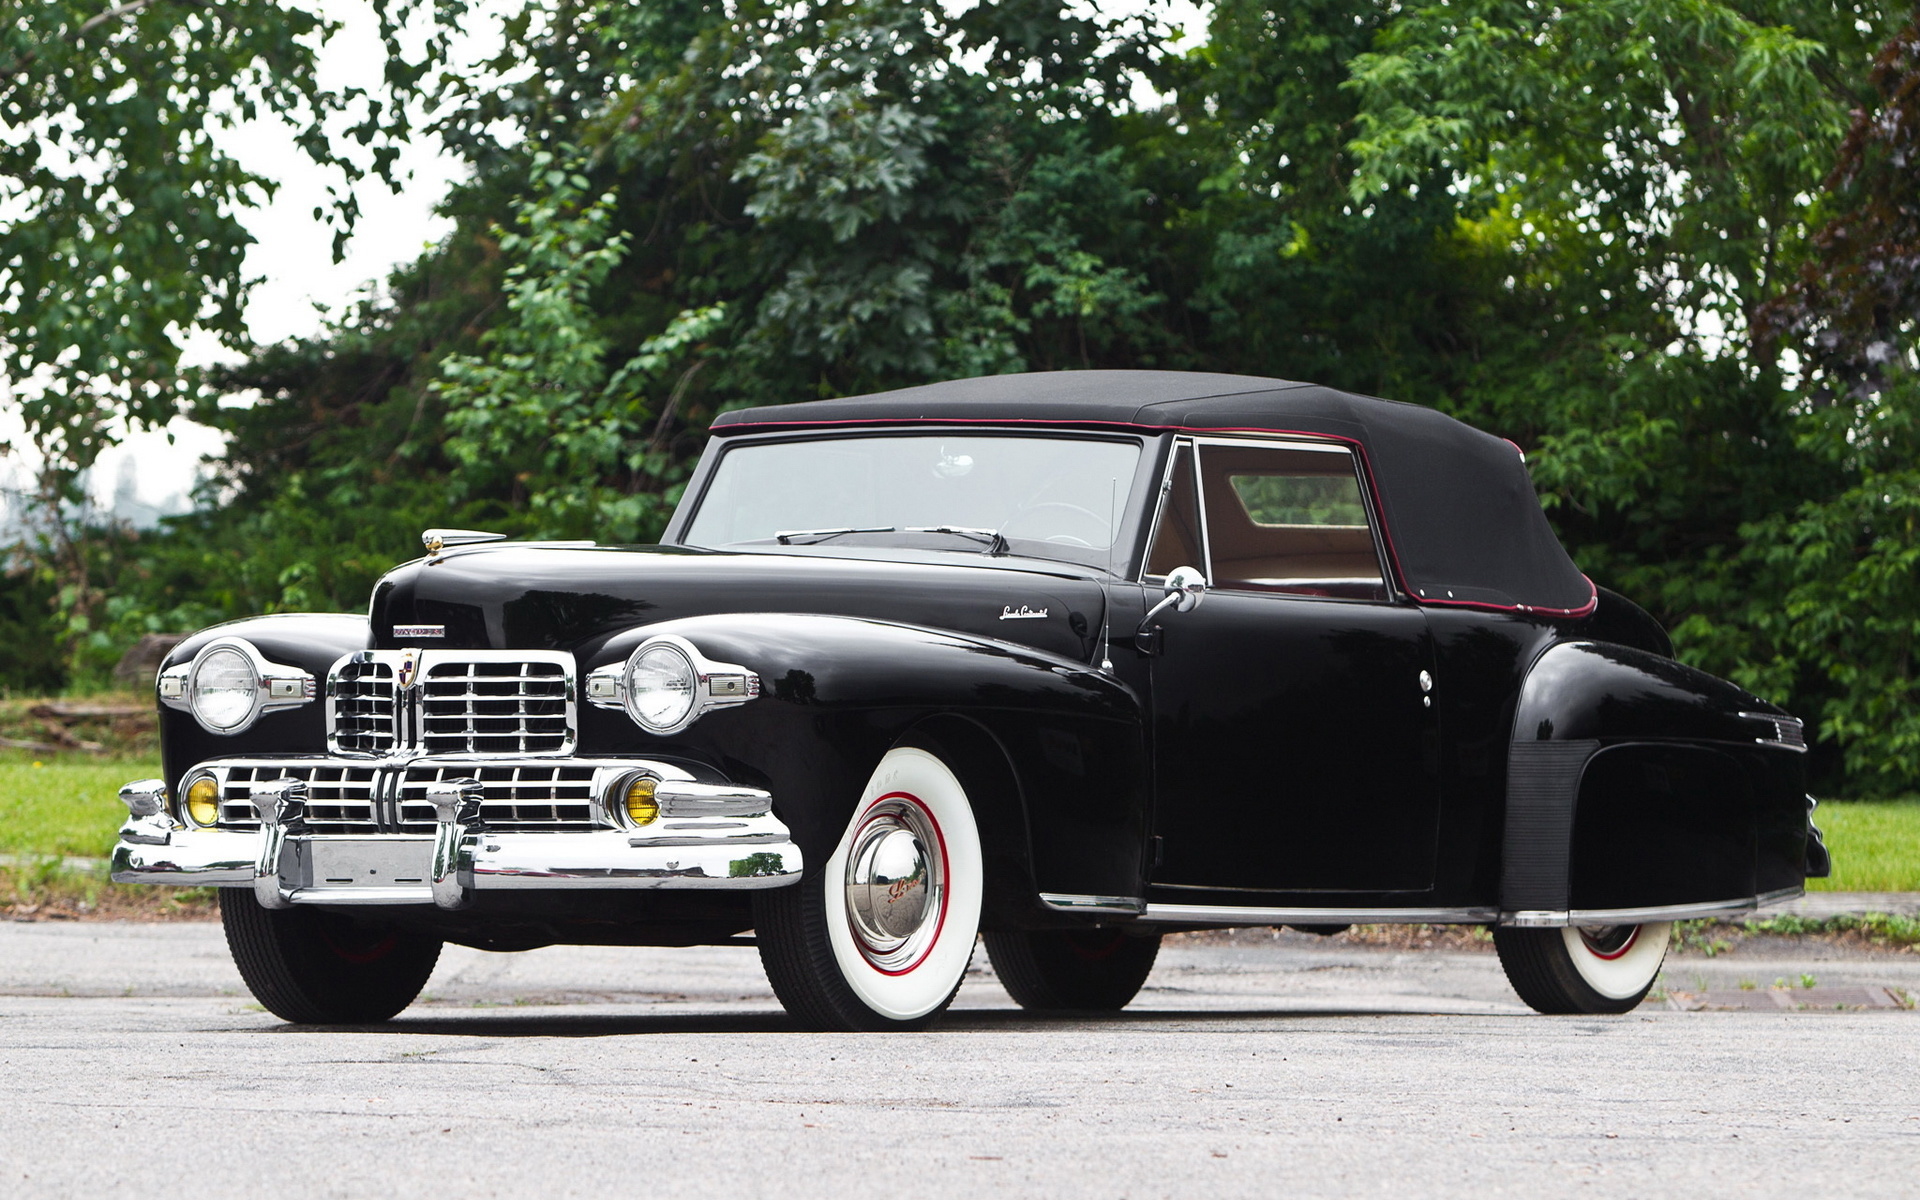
844;799;945;971
1576;925;1639;959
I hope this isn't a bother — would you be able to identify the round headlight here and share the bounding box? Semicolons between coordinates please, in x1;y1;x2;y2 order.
625;644;697;732
190;647;261;732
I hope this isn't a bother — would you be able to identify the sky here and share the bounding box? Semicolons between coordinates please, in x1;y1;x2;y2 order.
3;0;1209;532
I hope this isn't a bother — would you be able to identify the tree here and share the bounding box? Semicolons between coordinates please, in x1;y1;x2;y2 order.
1708;11;1920;791
0;0;434;646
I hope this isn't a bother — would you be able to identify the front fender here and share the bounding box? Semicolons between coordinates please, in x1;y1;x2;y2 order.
576;613;1150;918
158;613;373;792
1502;640;1807;916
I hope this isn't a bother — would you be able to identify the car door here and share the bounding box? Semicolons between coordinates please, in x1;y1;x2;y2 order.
1146;437;1444;895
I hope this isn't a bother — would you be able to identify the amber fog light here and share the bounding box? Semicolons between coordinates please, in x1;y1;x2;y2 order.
624;776;660;826
184;776;221;827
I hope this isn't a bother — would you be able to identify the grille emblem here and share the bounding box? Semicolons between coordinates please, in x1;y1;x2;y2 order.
397;649;420;691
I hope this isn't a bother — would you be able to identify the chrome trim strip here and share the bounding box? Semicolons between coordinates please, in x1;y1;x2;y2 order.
1500;890;1809;927
1504;910;1570;928
1740;710;1809;753
1139;903;1497;926
464;831;801;894
1040;892;1146;914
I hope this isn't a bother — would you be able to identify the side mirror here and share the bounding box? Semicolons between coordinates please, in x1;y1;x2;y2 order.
1163;565;1208;614
1135;566;1209;653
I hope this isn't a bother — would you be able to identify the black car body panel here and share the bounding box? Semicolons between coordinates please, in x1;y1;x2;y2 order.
126;370;1816;950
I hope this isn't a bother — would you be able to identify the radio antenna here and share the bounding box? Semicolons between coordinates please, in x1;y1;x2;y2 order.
1099;477;1116;672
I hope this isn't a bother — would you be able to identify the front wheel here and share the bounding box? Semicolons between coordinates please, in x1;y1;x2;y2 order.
754;746;984;1031
220;890;443;1023
1494;922;1672;1014
985;928;1161;1011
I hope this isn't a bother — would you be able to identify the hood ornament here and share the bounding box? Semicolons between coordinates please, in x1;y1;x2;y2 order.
422;528;508;555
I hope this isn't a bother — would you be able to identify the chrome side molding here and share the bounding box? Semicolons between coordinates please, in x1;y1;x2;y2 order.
1504;887;1806;928
1139;903;1498;926
1040;893;1147;915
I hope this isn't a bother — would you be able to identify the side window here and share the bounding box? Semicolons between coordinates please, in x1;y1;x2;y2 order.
1196;443;1387;601
1145;443;1204;578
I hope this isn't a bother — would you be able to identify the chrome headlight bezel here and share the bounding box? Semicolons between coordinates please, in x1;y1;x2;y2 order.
586;634;761;736
157;638;317;736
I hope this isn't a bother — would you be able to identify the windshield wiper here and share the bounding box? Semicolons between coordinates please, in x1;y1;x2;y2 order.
773;525;1008;554
907;526;1009;555
775;526;895;545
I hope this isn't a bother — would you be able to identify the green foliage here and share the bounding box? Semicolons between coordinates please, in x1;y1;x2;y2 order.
0;0;434;481
1741;911;1920;946
433;150;726;541
13;0;1920;797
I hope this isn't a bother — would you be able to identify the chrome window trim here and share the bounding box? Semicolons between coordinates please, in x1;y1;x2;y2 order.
1171;434;1401;604
1134;436;1189;585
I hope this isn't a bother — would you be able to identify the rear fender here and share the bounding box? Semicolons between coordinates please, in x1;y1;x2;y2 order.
1502;640;1807;916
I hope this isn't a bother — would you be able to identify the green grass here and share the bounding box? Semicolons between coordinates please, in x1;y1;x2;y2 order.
0;756;1915;897
0;752;210;918
1808;799;1920;891
0;754;161;860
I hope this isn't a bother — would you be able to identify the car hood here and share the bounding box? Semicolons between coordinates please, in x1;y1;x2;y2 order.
369;543;1110;664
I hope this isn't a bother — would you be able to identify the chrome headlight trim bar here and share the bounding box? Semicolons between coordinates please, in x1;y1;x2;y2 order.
585;634;761;736
157;638;317;736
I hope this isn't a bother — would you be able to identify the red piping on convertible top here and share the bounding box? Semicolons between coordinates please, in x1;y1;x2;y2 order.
710;414;1601;620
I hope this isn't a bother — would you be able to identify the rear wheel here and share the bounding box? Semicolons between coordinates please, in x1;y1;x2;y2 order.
1494;922;1672;1014
984;927;1161;1011
220;889;442;1024
755;746;983;1031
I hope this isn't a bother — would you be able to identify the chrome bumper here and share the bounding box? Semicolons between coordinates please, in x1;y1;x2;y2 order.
110;769;804;909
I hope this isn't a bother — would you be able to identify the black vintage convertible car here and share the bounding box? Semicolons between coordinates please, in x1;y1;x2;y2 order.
113;370;1826;1028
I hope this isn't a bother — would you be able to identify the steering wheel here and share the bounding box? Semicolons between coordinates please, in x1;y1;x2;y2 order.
999;501;1112;547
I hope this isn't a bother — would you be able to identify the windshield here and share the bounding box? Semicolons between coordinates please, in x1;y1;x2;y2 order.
682;434;1143;569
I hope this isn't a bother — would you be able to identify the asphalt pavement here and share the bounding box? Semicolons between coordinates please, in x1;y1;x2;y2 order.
0;920;1915;1198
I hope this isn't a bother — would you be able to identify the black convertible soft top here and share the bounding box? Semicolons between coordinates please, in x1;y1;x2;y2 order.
711;370;1595;615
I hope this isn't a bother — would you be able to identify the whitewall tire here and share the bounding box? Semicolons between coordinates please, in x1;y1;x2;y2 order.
1494;921;1672;1014
755;745;983;1031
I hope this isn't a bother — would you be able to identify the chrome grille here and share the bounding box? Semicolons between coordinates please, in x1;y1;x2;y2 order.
215;762;382;834
397;762;601;833
325;650;576;756
421;659;571;755
207;758;609;834
329;659;397;755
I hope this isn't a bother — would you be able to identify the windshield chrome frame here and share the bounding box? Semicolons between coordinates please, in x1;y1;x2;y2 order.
666;426;1164;577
